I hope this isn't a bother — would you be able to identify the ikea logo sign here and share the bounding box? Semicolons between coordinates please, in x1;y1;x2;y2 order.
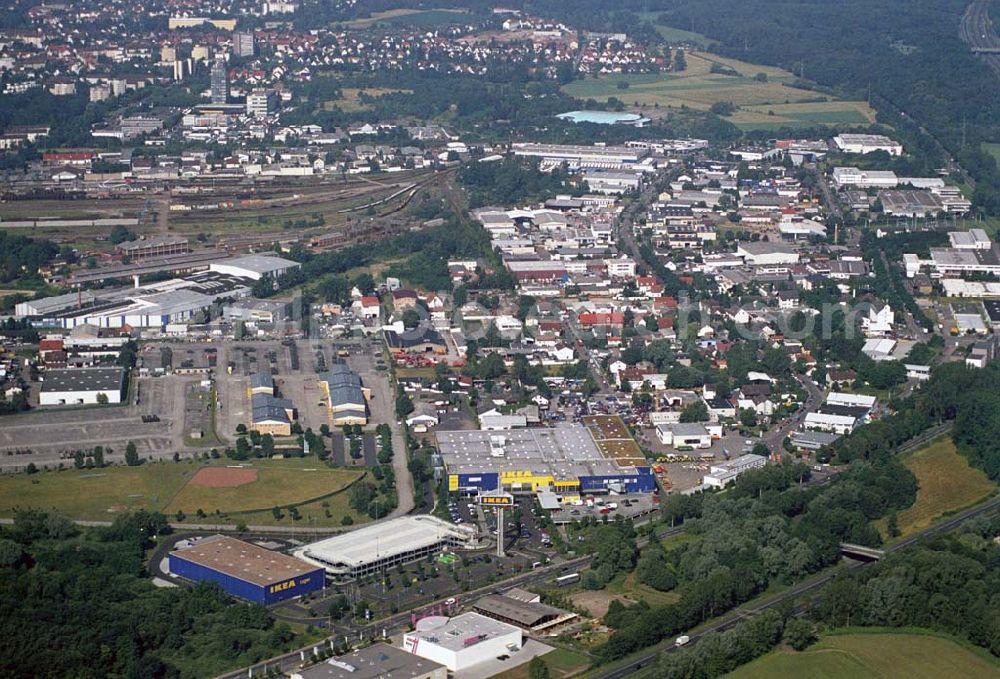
268;579;297;594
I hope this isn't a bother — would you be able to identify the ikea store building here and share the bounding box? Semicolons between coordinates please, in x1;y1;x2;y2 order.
169;535;324;605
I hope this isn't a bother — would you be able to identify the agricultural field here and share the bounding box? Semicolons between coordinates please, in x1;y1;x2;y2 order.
562;51;874;131
877;437;995;539
728;631;1000;679
343;8;469;29
0;457;366;525
583;415;646;466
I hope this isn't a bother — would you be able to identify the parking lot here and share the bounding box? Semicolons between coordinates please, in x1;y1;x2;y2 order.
0;375;188;471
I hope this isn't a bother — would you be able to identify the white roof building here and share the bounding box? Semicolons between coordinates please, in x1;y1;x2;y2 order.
294;516;476;581
403;613;522;672
209;254;299;281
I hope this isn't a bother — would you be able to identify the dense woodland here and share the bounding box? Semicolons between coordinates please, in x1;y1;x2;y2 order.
0;510;311;679
655;515;1000;678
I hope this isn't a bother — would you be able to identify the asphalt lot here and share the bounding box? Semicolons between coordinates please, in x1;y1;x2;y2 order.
0;374;187;470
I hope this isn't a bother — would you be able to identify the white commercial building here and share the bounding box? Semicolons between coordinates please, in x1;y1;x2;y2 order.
403;613;522;672
655;422;713;449
39;367;126;406
831;167;898;189
294;516;476;581
703;453;767;488
209;254;300;281
949;229;992;250
804;411;858;435
736;242;800;266
833;134;903;156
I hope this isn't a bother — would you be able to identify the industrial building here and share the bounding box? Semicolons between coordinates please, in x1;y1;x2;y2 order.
511;142;648;170
209;254;299;281
290;644;447;679
832;133;903;156
16;256;298;330
402;613;522;672
39;366;126;405
436;423;656;495
168;535;324;605
15;270;255;329
294;516;477;582
703;454;768;488
116;236;190;261
473;594;577;632
251;392;296;435
318;363;368;426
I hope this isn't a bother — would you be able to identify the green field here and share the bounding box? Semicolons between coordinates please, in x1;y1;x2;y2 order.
605;571;681;608
493;647;591;679
877;437;995;539
562;51;874;131
982;142;1000;166
636;13;712;47
0;457;367;526
728;631;1000;679
344;8;468;28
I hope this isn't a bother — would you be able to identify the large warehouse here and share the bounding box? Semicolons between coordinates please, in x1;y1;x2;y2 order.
290;644;446;679
318;362;369;426
39;367;126;405
294;516;477;582
169;535;324;605
436;423;656;495
15;270;256;329
402;613;522;672
209;254;299;281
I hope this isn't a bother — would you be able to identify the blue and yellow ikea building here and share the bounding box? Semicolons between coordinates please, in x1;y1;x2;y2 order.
169;535;324;605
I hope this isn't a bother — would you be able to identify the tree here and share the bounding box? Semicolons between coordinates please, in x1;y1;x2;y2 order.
124;441;140;466
402;308;421;330
96;392;108;405
680;401;710;423
783;618;817;651
528;656;551;679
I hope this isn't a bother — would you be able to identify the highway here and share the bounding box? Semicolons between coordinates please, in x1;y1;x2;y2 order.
589;487;1000;679
961;0;1000;76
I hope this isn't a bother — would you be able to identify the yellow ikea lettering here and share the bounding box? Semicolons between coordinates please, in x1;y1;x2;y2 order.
268;579;296;594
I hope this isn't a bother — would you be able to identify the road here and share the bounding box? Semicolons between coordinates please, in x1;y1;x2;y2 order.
591;472;997;679
961;0;1000;76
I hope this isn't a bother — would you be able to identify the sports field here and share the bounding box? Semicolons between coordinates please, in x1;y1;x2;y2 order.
562;51;874;130
728;631;1000;679
877;437;995;539
582;415;647;466
0;457;366;524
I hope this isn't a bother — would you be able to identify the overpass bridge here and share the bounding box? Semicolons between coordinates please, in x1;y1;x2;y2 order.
840;543;885;561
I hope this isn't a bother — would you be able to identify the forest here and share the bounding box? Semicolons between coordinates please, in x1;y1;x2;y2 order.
0;510;312;679
0;232;59;285
656;514;1000;678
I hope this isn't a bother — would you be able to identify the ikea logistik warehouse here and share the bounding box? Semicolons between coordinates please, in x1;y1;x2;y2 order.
169;535;324;605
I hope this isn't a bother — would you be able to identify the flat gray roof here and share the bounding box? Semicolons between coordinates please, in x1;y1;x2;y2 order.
435;423;628;479
292;644;445;679
40;367;125;393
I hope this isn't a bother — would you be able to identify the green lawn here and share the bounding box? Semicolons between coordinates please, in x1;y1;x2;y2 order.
493;647;592;679
605;571;681;607
982;142;1000;166
635;13;713;48
562;51;872;131
728;630;1000;679
877;437;995;539
0;457;366;525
